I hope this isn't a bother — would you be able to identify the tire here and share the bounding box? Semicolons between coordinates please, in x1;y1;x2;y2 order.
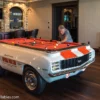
23;66;46;94
0;66;5;77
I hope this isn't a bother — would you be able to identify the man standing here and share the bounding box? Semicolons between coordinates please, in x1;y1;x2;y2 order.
58;25;73;43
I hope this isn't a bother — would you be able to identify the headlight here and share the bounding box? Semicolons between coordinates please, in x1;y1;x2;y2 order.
52;62;60;71
90;50;95;59
91;50;95;59
89;52;92;59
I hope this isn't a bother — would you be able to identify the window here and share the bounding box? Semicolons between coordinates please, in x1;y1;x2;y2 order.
10;7;23;29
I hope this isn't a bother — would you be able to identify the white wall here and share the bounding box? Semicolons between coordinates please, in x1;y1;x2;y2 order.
79;0;100;48
28;1;52;39
28;0;76;39
28;0;100;48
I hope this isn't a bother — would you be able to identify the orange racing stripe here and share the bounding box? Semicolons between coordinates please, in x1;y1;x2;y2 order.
78;46;89;55
61;50;77;59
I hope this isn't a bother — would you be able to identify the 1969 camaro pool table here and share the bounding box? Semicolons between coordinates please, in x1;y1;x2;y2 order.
0;38;95;94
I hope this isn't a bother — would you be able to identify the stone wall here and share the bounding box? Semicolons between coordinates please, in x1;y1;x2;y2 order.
0;1;28;32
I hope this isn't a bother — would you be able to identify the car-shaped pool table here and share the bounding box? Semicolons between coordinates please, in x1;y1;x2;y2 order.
0;38;95;94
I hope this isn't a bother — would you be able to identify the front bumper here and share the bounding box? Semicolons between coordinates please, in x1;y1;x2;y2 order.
49;58;95;77
46;58;95;83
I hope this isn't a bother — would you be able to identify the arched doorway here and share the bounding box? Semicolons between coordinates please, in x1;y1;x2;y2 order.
10;7;23;29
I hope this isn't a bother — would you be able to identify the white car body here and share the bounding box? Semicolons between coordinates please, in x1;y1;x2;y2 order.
0;39;95;83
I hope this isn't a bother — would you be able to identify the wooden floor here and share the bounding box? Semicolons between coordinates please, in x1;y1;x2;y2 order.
0;54;100;100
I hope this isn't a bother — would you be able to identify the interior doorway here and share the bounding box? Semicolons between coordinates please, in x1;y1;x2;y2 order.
52;1;78;42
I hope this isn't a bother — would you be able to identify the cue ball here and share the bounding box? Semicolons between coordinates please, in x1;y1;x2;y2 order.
56;43;58;46
33;41;36;44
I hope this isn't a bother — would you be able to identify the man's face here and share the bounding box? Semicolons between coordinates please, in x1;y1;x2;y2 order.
59;29;65;35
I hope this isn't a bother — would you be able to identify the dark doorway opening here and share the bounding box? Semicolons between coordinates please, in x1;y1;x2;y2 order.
52;1;78;42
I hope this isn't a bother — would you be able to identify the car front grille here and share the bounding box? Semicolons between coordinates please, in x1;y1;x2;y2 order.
61;53;90;69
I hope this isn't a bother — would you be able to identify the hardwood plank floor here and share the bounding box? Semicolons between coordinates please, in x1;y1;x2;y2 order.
0;55;100;100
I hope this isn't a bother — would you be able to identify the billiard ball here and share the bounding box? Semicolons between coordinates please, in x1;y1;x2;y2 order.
45;47;48;50
54;46;57;48
33;41;36;44
12;42;15;44
67;44;70;46
56;43;59;46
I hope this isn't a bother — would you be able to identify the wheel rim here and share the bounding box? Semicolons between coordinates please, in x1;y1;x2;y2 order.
25;71;37;91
